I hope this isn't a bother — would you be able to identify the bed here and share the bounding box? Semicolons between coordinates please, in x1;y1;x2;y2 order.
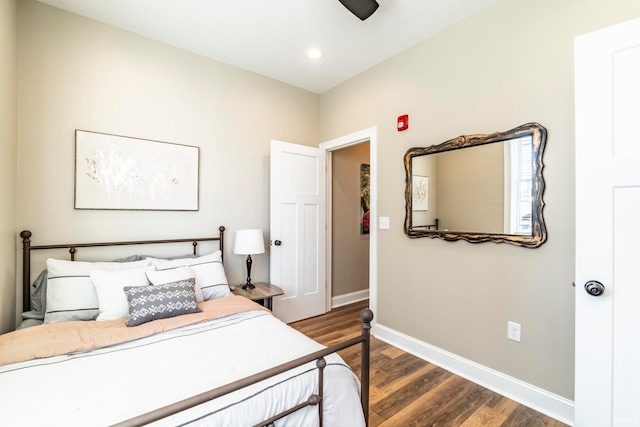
1;227;372;426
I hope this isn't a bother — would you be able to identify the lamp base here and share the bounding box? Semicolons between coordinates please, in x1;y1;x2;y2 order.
242;254;255;290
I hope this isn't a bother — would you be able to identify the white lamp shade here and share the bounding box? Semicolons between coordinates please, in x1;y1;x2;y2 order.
234;229;265;255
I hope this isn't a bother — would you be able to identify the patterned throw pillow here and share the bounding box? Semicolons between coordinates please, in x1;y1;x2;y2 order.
145;266;204;302
124;279;201;327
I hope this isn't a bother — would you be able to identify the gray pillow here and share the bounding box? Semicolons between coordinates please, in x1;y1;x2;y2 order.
124;278;201;327
30;269;48;317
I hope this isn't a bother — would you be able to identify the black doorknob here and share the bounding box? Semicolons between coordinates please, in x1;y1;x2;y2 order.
274;240;282;246
584;280;605;297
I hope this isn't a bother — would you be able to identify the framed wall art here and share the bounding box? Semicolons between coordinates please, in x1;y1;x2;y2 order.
412;175;429;211
360;163;370;235
74;130;199;211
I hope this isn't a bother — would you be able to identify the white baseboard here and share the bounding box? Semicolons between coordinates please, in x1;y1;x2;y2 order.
331;289;369;308
374;323;574;426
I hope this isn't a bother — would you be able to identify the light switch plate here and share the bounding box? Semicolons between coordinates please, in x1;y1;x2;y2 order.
379;217;390;229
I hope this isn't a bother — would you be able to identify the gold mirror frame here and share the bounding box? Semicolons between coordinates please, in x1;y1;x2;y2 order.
403;122;547;248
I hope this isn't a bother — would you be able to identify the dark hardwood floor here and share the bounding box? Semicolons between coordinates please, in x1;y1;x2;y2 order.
290;300;568;427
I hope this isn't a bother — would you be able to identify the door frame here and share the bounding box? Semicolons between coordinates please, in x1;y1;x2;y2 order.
320;126;378;330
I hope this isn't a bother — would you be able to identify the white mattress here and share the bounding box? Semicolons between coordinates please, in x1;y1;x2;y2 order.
0;310;365;426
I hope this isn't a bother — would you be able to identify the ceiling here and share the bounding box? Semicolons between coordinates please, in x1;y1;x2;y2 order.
37;0;498;94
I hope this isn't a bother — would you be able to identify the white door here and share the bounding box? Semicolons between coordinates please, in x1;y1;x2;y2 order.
270;140;327;323
575;17;640;426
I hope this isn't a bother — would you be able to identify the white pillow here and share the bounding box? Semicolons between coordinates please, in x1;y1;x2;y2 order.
90;267;155;321
45;258;151;323
149;251;231;300
145;266;204;302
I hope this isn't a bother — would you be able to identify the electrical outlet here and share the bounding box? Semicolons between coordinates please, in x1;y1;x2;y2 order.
507;321;521;342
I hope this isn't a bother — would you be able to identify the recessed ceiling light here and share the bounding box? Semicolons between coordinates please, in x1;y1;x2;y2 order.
306;49;324;60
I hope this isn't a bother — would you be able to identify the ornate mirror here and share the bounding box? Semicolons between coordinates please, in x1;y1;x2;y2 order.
403;122;547;248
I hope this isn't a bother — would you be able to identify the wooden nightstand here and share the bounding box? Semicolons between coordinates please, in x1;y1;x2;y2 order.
230;282;284;310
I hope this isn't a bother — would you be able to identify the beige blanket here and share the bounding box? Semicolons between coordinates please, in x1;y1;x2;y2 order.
0;295;268;367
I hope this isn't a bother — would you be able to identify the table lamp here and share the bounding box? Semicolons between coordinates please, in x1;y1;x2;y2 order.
234;229;265;290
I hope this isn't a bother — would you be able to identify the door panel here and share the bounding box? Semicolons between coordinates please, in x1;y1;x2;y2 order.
612;187;640;419
270;140;326;324
575;17;640;426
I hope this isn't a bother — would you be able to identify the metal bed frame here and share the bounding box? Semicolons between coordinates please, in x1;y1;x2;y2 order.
19;226;372;426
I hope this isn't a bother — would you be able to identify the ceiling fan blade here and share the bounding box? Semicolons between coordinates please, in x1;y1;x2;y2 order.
339;0;379;21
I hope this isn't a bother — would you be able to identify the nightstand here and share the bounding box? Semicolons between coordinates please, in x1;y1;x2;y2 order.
230;282;284;310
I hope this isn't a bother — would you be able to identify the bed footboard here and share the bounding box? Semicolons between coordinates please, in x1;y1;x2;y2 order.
112;308;374;427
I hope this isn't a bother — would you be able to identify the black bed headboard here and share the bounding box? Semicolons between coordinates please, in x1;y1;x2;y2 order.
20;226;225;312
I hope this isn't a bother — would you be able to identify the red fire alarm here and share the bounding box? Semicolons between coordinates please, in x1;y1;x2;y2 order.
397;114;409;131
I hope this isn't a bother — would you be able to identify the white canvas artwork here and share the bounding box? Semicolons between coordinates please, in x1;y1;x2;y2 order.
412;175;429;211
75;130;199;210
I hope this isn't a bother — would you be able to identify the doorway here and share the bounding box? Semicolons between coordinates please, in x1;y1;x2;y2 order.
320;127;378;324
330;141;370;307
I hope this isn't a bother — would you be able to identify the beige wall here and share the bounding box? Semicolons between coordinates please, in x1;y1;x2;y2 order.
0;0;17;333
331;142;370;297
14;0;320;323
320;0;640;400
436;142;504;233
7;0;640;405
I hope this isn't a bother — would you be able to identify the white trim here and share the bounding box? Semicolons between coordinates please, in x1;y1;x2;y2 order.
320;126;378;332
324;150;334;312
319;127;375;151
331;289;370;309
374;323;575;426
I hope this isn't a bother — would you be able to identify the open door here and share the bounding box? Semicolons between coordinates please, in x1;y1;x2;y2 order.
575;17;640;426
270;140;327;323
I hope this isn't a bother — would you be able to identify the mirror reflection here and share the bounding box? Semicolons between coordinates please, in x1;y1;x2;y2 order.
404;123;547;248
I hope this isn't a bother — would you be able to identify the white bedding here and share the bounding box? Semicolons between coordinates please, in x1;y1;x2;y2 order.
0;309;365;426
